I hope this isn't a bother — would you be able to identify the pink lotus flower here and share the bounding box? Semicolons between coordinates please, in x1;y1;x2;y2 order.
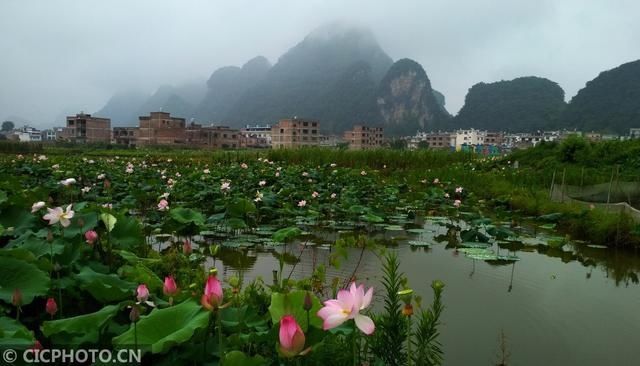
43;204;74;227
136;284;150;302
312;191;319;198
298;200;307;207
240;163;248;169
31;201;45;213
84;230;98;245
455;187;463;193
360;170;367;176
157;199;169;211
203;168;210;174
46;297;58;317
444;193;450;198
317;282;375;335
330;193;337;199
275;172;280;177
201;274;223;310
454;199;461;208
433;178;440;184
259;180;266;187
220;182;231;192
163;276;178;297
278;315;306;358
254;190;263;202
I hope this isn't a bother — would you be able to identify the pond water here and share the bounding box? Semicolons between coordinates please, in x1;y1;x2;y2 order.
182;216;640;366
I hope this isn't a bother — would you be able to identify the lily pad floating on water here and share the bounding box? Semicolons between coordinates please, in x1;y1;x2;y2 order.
408;240;431;247
547;236;567;249
458;248;494;255
539;223;557;230
466;253;520;262
384;225;405;231
458;242;492;249
586;244;609;249
406;228;434;234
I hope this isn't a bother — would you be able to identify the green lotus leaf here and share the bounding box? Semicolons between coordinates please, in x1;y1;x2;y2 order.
74;267;135;303
226;198;257;217
0;256;50;305
42;305;119;344
223;350;267;366
112;299;210;355
272;227;302;243
169;207;205;226
268;290;322;330
0;317;35;348
100;213;117;233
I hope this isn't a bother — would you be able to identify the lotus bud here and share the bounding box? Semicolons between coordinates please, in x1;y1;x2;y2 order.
278;315;305;358
303;291;313;312
182;239;192;255
45;297;58;317
12;288;22;307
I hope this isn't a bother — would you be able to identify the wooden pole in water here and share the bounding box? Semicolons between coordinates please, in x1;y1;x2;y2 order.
560;168;566;203
580;167;585;196
606;166;615;212
549;170;556;200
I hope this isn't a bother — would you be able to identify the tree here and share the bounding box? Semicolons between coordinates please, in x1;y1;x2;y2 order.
389;139;408;150
1;121;15;131
417;140;430;149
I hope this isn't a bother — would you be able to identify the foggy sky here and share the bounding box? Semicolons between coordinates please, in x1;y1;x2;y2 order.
1;0;639;128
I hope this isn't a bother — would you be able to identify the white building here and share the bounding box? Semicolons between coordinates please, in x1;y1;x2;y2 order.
454;129;486;150
630;128;640;139
13;126;42;142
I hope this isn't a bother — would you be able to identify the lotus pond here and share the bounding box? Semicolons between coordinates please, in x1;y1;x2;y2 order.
0;150;639;365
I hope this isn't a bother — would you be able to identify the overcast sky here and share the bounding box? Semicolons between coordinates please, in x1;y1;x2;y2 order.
1;0;639;128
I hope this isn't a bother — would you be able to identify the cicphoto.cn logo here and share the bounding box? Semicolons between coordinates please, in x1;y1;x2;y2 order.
2;348;142;364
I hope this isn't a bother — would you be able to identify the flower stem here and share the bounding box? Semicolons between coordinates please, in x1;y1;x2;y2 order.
217;309;224;365
406;314;413;366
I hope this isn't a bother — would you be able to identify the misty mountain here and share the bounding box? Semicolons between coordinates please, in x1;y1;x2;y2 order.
452;76;566;132
194;56;271;122
562;59;640;134
377;58;452;135
96;82;206;127
197;23;395;132
95;90;149;127
98;23;450;135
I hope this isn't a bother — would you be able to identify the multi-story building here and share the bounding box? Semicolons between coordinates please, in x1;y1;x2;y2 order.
630;128;640;139
416;131;456;149
186;124;240;149
240;124;272;148
41;128;62;141
343;125;384;150
485;131;504;146
112;127;138;147
136;112;186;146
61;113;111;143
271;117;320;148
13;126;42;142
454;129;486;150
